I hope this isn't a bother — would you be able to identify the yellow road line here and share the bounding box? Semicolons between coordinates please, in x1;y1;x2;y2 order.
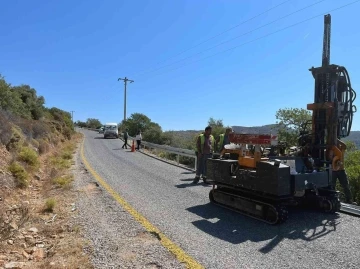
80;139;204;269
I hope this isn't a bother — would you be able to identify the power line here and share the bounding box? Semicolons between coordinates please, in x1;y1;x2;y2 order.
130;0;294;77
133;0;327;78
140;0;359;79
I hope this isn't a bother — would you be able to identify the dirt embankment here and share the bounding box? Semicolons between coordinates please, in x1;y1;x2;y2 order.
0;114;93;269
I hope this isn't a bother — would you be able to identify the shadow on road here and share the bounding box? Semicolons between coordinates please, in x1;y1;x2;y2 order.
181;171;195;175
186;202;340;253
93;137;104;139
175;180;212;188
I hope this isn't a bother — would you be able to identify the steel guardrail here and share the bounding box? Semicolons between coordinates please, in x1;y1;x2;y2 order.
340;202;360;217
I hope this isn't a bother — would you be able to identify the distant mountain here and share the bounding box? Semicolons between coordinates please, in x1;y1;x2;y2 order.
231;124;279;135
343;131;360;148
164;126;360;149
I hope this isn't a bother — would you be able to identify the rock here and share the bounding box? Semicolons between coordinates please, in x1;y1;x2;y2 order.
4;262;26;269
20;243;26;248
17;235;25;240
34;175;41;181
28;227;38;233
21;251;29;260
25;236;35;245
24;248;33;255
33;248;45;260
7;240;13;245
9;223;18;230
50;235;57;239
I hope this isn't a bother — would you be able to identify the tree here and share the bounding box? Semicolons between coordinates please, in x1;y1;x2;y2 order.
12;85;45;120
86;118;102;129
122;113;152;136
75;120;87;128
0;75;29;118
343;141;360;204
143;122;163;144
207;117;226;142
275;107;312;146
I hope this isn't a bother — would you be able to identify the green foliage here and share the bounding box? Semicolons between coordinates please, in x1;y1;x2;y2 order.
143;122;163;144
8;162;29;188
275;107;312;146
44;198;56;212
49;143;75;170
18;146;40;169
53;175;73;188
47;107;73;130
121;113;152;136
207;117;226;148
12;85;45;120
0;76;45;120
344;141;360;204
85;118;102;129
75;120;87;128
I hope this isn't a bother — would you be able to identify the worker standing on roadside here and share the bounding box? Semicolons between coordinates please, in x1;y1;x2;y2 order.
193;126;215;184
122;128;129;149
216;127;233;153
332;170;356;205
135;130;142;150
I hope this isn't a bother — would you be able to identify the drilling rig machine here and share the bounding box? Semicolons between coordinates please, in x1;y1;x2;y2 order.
206;14;357;224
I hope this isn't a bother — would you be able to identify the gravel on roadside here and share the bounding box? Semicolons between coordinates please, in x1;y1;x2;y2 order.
71;145;187;269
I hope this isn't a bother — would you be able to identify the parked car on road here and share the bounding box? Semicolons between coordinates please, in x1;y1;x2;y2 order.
104;123;118;139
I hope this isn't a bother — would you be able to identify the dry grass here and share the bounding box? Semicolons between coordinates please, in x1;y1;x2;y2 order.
52;175;73;189
1;129;92;268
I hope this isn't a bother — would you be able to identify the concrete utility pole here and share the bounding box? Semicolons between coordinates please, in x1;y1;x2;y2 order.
70;111;75;129
118;77;134;122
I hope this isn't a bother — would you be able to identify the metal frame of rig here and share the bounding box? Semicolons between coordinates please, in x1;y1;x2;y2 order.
206;14;357;225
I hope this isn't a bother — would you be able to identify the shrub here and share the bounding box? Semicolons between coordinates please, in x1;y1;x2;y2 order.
32;121;49;139
38;139;50;155
44;198;56;212
6;127;24;151
0;110;12;145
31;138;40;149
8;162;28;188
18;146;40;169
53;175;73;188
50;156;71;170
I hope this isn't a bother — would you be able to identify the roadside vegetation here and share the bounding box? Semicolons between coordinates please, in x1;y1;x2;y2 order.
0;73;92;268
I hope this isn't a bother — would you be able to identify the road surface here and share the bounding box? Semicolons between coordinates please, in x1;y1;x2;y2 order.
81;129;360;269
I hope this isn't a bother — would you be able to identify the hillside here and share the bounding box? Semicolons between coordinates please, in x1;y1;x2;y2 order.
164;125;360;149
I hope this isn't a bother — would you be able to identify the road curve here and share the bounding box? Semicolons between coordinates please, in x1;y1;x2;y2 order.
81;129;360;269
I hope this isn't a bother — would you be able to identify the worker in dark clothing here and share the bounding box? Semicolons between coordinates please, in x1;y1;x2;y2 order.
332;170;356;204
193;126;215;184
122;129;129;149
216;127;233;153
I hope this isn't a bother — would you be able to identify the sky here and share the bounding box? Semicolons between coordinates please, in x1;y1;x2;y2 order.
1;0;359;131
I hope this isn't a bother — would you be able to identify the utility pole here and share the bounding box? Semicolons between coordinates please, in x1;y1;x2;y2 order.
70;111;75;129
118;77;134;122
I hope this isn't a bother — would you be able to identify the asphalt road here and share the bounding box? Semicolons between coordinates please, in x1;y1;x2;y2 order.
81;129;360;269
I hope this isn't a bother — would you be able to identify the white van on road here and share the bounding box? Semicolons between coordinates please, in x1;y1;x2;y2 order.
104;123;119;139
